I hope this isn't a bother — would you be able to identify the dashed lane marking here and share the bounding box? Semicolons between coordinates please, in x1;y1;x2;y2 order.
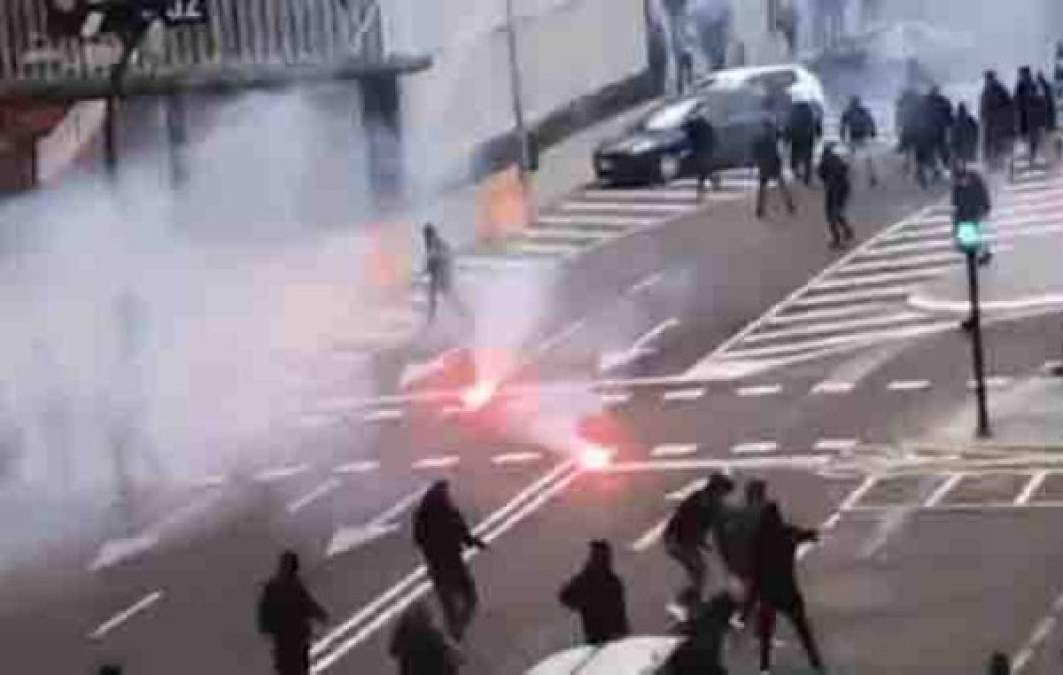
600;391;633;405
730;441;779;455
887;379;931;392
815;438;860;453
811;380;855;395
652;444;699;458
558;201;692;214
666;478;707;501
967;376;1013;390
492;452;545;466
287;478;344;514
334;461;381;475
1013;590;1063;672
255;464;312;483
662;388;706;402
736;384;783;397
1015;472;1049;506
923;473;965;508
89;591;165;641
412;455;461;470
363;409;403;422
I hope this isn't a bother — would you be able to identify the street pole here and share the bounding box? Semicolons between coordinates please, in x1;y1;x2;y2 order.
965;249;992;438
503;0;533;175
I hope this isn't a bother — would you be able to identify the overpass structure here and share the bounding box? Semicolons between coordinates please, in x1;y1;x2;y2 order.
0;0;430;101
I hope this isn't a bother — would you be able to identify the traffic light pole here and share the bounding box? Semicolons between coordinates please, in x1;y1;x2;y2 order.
965;249;992;438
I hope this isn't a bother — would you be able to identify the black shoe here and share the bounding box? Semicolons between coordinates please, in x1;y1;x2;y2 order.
960;317;974;332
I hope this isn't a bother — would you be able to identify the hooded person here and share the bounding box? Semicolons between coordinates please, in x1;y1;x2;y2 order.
413;481;488;642
817;142;855;249
559;539;631;645
389;602;462;675
663;472;735;603
752;503;825;675
257;551;329;675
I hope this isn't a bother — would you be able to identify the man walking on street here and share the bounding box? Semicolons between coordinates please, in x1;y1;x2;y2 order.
926;85;955;173
559;539;630;645
754;120;796;219
1037;71;1060;160
423;223;467;325
951;102;979;169
414;481;488;642
818;143;855;250
258;551;329;675
980;70;1016;174
752;503;826;675
663;472;735;607
683;108;718;200
1016;66;1048;167
785;100;820;185
840;95;878;187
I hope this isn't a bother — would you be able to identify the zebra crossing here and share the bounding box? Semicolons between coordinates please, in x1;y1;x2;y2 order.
691;164;1063;373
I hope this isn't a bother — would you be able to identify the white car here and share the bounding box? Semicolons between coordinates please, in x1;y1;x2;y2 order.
526;636;680;675
696;63;828;125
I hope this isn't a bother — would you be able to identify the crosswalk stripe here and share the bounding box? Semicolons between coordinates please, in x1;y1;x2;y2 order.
558;201;692;214
811;381;855;394
790;284;914;308
537;214;655;227
744;311;929;345
731;441;778;455
520;227;612;242
721;320;953;360
581;188;701;202
810;266;947;291
652;444;699;458
767;302;892;326
841;250;961;272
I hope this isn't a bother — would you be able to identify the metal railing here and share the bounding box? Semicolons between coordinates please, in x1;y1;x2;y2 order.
0;0;383;86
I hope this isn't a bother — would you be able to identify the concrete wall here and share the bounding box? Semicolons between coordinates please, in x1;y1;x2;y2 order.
382;0;649;191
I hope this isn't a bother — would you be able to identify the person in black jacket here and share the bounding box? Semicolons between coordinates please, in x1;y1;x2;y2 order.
663;472;735;603
817;142;855;249
257;551;329;675
1015;66;1048;167
752;503;825;675
559;539;630;645
1037;71;1060;161
951;102;980;168
682;111;717;200
660;590;736;675
840;96;878;187
414;481;488;641
389;602;462;675
980;70;1016;173
753;120;796;219
895;87;921;174
926;85;955;173
785;101;820;185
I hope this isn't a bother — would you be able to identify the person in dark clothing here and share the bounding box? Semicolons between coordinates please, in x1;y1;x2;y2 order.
817;142;855;249
1015;66;1048;167
784;101;821;185
911;94;943;189
1037;71;1061;161
988;651;1011;675
896;87;921;173
926;85;955;172
951;102;980;168
413;481;487;642
257;551;329;675
840;95;878;187
660;590;736;675
952;162;993;330
717;479;768;626
423;223;467;325
98;667;123;675
753;502;824;674
682;111;717;200
663;472;735;603
981;70;1016;173
753;121;796;219
559;539;630;645
389;602;462;675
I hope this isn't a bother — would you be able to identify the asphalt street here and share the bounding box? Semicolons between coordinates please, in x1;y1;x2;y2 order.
6;94;1063;675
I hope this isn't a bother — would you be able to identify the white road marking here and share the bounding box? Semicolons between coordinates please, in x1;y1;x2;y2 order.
530;319;587;358
363;409;404;422
731;441;778;455
412;455;460;470
743;311;929;344
811;380;854;395
599;317;679;372
326;485;429;559
721;321;953;361
967;376;1013;390
1013;588;1063;672
580;188;700;202
815;438;860;453
627;272;665;296
1015;471;1049;506
811;267;947;291
600;391;632;405
536;214;656;228
652;444;699;458
1041;360;1063;374
666;478;707;501
923;473;964;508
89;591;165;640
631;516;670;552
842;250;961;271
508;240;581;256
767;302;892;326
820;475;880;531
789;285;913;308
605;455;833;474
255;464;312;483
521;226;613;241
492;451;544;465
334;460;381;475
887;379;931;391
399;349;459;389
662;387;706;402
736;384;782;397
298;413;342;430
559;200;691;214
287;477;344;514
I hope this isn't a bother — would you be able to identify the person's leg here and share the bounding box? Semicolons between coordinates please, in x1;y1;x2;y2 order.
756;603;778;672
825;195;841;247
785;598;825;670
455;571;479;640
756;171;768;217
777;172;796;214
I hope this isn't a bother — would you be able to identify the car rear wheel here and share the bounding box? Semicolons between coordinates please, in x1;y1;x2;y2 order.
658;155;680;184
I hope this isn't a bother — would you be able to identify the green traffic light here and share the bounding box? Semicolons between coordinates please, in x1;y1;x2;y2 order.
955;220;983;252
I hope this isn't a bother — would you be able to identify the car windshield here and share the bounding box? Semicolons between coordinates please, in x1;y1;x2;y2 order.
698;89;764;122
640;99;701;131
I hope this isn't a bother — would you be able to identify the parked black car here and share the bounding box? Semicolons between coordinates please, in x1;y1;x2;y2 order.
592;89;775;186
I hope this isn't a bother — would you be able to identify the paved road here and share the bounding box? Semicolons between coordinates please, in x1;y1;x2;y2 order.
6;93;1063;675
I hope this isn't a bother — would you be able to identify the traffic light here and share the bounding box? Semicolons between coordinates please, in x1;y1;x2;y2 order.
954;220;983;253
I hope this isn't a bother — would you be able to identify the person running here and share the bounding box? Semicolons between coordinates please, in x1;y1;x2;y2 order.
753;120;796;219
951;102;980;169
663;472;735;605
839;95;878;187
682;109;718;200
784;100;820;185
423;223;465;325
559;539;630;645
257;551;330;675
817;142;855;250
413;481;487;642
389;602;462;675
1015;66;1048;167
752;503;825;675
